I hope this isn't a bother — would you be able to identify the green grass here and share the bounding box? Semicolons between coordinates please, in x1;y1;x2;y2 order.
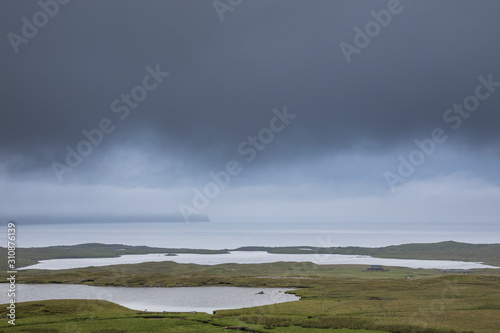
2;263;499;332
214;275;498;332
1;242;499;332
0;300;388;333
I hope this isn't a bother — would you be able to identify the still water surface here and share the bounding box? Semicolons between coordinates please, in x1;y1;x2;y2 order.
22;251;497;270
10;221;500;248
0;284;299;313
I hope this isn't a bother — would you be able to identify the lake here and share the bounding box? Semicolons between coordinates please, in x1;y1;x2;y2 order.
22;251;497;270
0;284;299;313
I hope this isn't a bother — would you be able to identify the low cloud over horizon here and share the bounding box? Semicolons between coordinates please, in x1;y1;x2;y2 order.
1;0;500;223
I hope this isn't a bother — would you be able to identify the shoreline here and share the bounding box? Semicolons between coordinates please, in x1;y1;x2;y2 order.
3;241;500;269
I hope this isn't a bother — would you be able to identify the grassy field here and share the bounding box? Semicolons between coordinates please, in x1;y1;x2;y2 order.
2;261;500;332
1;274;499;332
1;242;499;332
0;298;390;333
11;259;500;287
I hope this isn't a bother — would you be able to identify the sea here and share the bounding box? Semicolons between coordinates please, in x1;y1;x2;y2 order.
6;220;499;249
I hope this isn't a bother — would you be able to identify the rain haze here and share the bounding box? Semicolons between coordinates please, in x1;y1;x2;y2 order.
1;0;500;225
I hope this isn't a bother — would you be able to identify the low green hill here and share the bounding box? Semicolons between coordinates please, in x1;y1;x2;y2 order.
1;241;499;270
235;241;500;266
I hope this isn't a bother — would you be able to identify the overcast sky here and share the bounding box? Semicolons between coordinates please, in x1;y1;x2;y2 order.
1;0;499;223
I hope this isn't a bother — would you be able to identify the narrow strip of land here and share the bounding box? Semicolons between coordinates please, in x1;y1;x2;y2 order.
1;241;499;270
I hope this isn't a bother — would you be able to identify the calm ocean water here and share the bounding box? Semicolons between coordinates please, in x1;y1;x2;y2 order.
7;221;500;249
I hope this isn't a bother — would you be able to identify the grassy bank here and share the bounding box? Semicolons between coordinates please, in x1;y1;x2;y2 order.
1;242;499;332
0;298;390;333
1;273;499;332
236;241;500;267
0;243;228;270
10;259;500;288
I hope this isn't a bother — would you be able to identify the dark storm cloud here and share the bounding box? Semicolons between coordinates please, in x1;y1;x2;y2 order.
1;0;500;183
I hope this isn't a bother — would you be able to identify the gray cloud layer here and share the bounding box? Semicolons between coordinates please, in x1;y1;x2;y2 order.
1;0;499;221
